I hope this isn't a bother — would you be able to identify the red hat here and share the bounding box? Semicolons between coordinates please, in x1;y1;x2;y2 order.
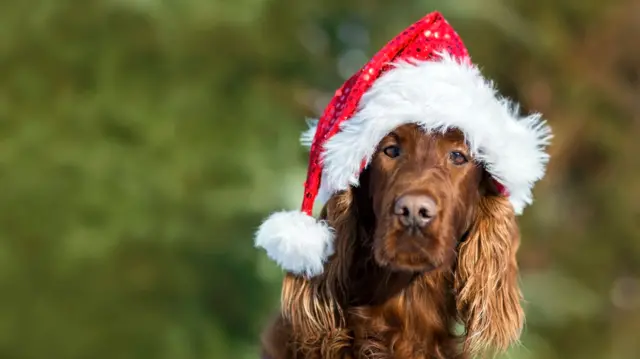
255;11;551;277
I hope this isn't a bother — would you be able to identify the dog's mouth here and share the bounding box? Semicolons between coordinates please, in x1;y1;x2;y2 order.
373;226;447;273
369;194;458;272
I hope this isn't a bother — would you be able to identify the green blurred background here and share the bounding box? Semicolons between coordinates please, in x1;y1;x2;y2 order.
1;0;639;358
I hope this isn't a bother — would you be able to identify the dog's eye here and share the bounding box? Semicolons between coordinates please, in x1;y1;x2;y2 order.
383;145;401;158
449;151;468;165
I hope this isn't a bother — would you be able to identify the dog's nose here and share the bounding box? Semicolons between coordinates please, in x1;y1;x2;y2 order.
394;194;437;227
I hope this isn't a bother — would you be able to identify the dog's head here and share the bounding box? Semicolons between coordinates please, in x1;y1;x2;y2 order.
364;123;486;272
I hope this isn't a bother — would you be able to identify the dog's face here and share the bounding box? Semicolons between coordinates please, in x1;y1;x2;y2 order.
367;123;486;272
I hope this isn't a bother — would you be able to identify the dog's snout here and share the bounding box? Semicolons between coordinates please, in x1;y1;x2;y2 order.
393;194;438;228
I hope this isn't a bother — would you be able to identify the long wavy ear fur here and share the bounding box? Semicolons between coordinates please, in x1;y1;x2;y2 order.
454;195;524;356
280;190;356;357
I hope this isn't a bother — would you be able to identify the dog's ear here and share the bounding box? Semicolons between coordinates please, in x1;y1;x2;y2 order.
280;189;355;357
454;194;524;356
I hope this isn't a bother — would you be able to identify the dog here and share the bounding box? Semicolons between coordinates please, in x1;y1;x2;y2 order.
259;124;524;359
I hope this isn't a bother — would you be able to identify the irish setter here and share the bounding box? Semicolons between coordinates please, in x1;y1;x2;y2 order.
260;123;523;359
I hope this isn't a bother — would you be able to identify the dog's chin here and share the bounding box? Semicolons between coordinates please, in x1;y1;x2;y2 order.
373;231;446;273
384;258;439;273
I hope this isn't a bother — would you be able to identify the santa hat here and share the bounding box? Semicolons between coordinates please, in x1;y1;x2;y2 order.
255;11;552;277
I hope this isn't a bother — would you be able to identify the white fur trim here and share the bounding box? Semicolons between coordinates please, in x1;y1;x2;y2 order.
300;118;319;148
316;178;333;205
304;53;552;214
254;210;334;277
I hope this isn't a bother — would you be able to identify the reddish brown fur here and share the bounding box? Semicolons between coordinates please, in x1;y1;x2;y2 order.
260;124;524;359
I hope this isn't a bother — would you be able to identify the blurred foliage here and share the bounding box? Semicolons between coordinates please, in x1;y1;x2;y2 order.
0;0;638;358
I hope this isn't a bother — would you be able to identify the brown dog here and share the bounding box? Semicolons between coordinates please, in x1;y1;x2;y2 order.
259;124;523;359
254;11;550;359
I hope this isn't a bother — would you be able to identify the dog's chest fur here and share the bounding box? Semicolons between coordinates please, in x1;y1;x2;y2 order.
344;277;465;359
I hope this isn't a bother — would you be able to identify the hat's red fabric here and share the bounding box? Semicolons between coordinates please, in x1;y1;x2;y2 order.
301;12;474;216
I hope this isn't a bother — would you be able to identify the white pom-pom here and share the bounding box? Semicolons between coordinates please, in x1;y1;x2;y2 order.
254;211;335;277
